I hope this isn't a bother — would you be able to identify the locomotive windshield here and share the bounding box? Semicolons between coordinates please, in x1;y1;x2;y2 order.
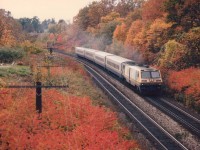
151;71;160;78
141;71;160;79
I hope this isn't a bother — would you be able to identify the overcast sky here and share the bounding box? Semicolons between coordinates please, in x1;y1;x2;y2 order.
1;0;99;22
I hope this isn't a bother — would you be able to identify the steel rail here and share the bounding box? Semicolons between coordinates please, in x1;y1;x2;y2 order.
145;97;200;138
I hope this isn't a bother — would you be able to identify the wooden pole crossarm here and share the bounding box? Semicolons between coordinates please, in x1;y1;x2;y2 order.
37;65;68;67
6;85;68;88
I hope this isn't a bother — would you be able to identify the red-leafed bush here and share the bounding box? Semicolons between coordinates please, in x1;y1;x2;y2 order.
168;68;200;110
0;89;139;149
49;57;88;79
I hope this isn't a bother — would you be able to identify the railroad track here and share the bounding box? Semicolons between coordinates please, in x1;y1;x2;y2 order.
145;96;200;138
83;62;187;150
54;49;199;149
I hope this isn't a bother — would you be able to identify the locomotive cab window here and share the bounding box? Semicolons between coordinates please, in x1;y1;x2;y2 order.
141;71;160;79
151;71;160;78
141;71;151;79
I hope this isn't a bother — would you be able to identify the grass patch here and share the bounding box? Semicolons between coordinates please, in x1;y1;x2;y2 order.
0;66;31;77
0;47;24;63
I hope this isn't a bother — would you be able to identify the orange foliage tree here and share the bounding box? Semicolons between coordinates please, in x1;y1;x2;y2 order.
113;23;128;43
125;20;143;47
0;10;18;46
146;18;172;53
142;0;167;23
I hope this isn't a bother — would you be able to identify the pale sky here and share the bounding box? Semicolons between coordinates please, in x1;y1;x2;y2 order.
1;0;99;22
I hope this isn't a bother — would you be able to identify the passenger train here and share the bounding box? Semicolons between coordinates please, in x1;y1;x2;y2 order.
75;47;162;94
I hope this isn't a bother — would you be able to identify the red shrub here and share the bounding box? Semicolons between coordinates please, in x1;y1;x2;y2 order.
0;89;138;149
168;68;200;104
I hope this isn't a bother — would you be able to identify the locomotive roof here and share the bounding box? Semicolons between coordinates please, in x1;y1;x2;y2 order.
95;51;114;57
76;47;85;50
84;48;98;53
129;65;158;71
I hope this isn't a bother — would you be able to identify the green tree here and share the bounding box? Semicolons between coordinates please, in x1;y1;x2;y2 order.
99;20;120;45
182;27;200;67
87;1;114;28
32;16;41;32
158;40;187;70
73;6;90;30
124;9;142;27
146;18;172;53
74;0;116;30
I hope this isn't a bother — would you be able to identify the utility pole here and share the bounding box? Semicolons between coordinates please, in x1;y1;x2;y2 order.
36;82;42;113
5;55;68;113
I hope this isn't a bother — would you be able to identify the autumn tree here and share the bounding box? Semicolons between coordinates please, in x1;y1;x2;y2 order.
87;1;114;28
164;0;200;31
158;40;187;70
73;6;90;30
0;9;22;46
124;9;142;27
142;0;167;23
158;27;200;70
74;0;116;30
101;12;120;23
125;20;143;47
181;27;200;67
114;0;136;17
92;12;121;46
146;18;172;53
113;8;142;44
168;68;200;111
113;23;128;43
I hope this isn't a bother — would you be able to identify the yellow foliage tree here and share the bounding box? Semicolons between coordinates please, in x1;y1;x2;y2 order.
158;40;187;70
1;29;16;46
146;18;172;53
101;12;120;23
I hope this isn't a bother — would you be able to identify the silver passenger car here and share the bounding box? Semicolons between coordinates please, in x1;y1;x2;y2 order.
75;47;85;57
94;51;114;68
84;48;98;62
106;55;134;78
